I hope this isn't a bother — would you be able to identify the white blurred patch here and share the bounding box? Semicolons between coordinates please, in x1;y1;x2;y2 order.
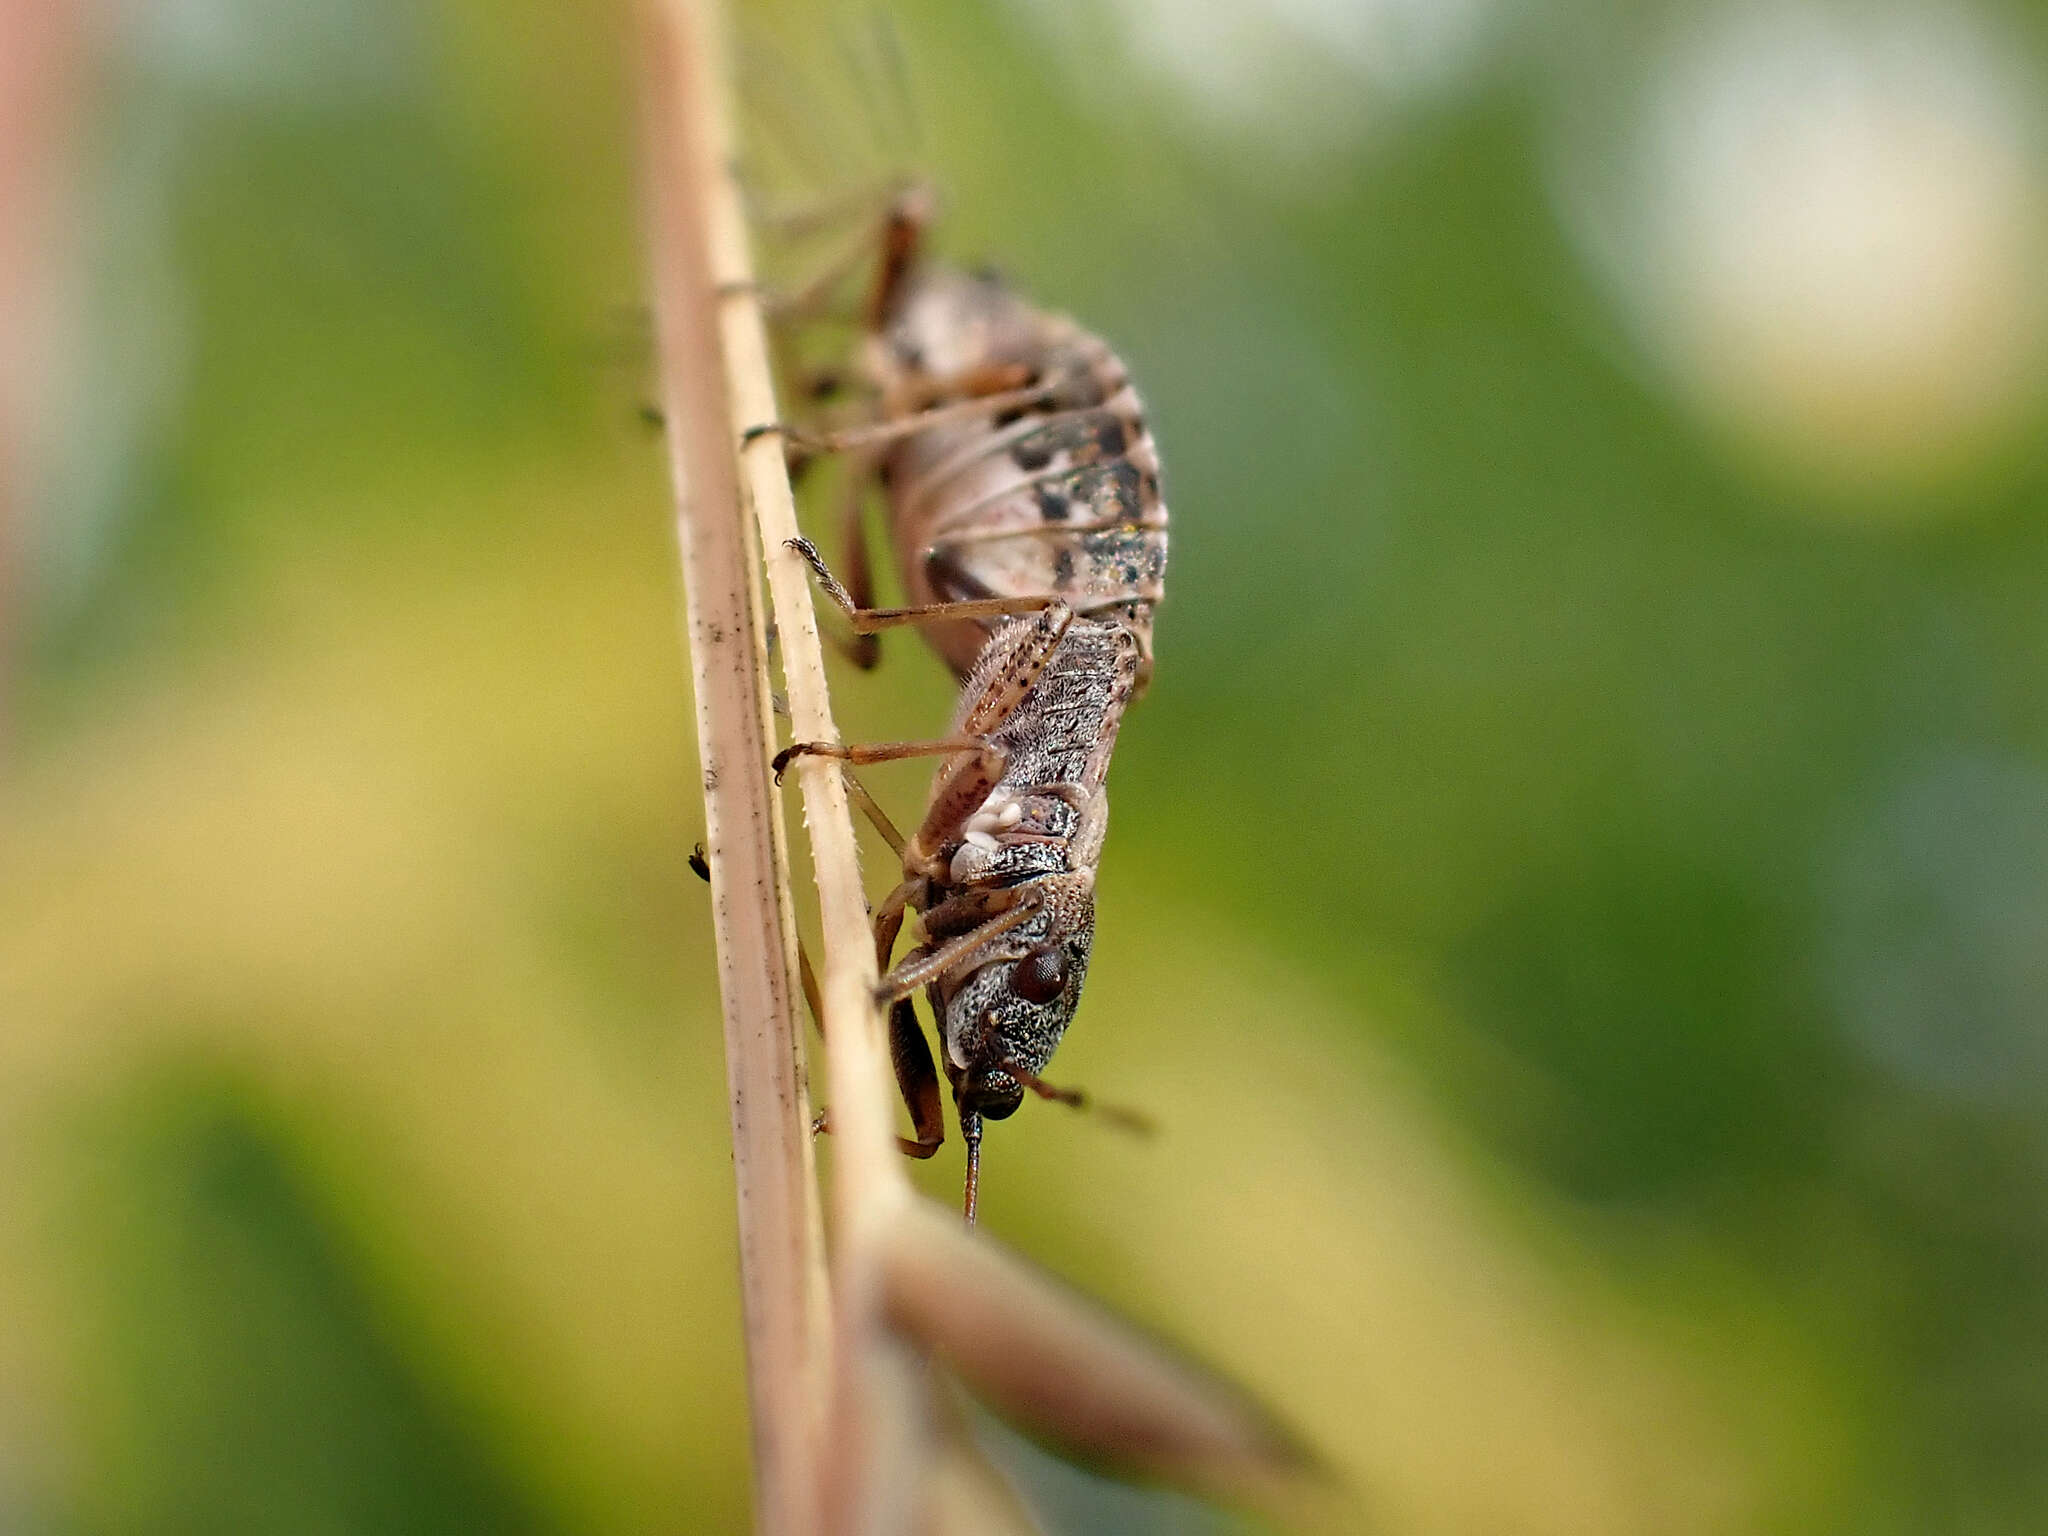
1550;3;2048;501
1012;0;1497;161
119;0;412;101
28;0;416;623
1821;752;2048;1106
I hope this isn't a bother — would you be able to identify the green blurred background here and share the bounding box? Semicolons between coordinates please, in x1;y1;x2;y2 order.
7;0;2048;1531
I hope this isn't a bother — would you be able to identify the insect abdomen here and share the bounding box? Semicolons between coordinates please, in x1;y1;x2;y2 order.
876;269;1168;683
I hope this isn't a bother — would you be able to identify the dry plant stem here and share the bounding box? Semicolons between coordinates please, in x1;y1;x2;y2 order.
884;1203;1316;1508
645;3;923;1534
641;5;830;1532
651;7;1319;1529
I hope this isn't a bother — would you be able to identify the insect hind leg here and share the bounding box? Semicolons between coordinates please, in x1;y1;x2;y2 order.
785;535;1058;637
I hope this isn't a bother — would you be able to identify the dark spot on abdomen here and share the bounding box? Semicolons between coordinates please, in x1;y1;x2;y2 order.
1009;409;1126;473
1012;435;1053;472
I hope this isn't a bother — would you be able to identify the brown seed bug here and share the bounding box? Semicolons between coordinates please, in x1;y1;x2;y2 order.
761;185;1166;1222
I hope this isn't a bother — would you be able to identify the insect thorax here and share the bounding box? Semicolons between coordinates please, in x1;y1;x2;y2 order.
953;616;1140;792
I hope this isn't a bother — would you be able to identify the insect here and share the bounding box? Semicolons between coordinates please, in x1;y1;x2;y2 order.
765;185;1167;1222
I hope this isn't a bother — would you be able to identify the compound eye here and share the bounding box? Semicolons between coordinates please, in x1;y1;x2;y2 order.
1010;945;1069;1005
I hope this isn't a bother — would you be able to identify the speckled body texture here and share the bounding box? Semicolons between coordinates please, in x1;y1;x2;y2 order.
921;614;1143;1093
952;615;1139;796
850;236;1169;1128
871;266;1169;690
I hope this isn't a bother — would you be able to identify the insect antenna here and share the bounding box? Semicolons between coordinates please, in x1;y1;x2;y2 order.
733;31;850;209
1003;1060;1158;1138
847;7;925;164
734;5;923;224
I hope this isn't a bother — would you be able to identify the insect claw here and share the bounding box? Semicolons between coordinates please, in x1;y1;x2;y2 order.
740;420;785;444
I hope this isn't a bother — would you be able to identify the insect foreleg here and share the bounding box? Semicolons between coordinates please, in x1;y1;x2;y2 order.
872;876;918;969
899;744;1007;879
777;734;1011;882
888;998;946;1157
875;895;1041;1004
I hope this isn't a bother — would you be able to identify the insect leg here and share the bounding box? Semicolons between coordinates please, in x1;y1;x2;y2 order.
845;589;1050;631
842;767;906;857
874;881;963;1158
791;539;1078;718
953;601;1076;734
743;372;1048;459
778;735;1010;882
876;895;1041;1004
863;180;934;330
773;733;987;783
872;875;917;965
888;998;946;1158
832;456;882;669
795;938;824;1036
887;359;1042;414
787;535;1058;632
811;1068;950;1158
870;878;952;1158
739;174;925;316
811;879;943;1156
